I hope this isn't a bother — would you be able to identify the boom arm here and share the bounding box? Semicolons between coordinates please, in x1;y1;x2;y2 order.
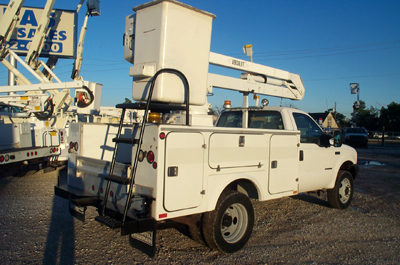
208;52;305;100
0;0;25;58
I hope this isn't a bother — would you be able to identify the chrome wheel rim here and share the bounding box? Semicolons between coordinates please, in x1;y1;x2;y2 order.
339;178;351;204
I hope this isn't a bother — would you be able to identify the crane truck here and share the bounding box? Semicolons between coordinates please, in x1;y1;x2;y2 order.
54;0;358;257
0;0;103;175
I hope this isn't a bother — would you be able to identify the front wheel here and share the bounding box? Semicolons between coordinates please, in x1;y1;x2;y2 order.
327;170;354;209
202;190;254;253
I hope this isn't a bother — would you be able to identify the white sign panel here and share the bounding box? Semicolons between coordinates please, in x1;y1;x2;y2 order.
0;5;77;59
350;83;359;94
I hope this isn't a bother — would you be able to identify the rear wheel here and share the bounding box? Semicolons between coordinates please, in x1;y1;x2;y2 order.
327;170;354;209
202;190;254;253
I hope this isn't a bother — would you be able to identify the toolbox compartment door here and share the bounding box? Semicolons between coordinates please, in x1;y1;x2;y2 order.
164;132;204;212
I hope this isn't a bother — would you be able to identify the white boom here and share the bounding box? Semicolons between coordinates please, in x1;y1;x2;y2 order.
0;0;25;57
208;52;305;100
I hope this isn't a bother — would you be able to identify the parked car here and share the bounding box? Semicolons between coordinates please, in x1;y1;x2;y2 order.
344;127;368;148
373;132;389;139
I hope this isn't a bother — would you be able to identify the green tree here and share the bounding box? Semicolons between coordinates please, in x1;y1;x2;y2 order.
380;102;400;131
335;112;348;128
357;106;379;130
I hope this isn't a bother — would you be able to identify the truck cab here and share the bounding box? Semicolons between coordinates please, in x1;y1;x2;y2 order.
216;105;358;194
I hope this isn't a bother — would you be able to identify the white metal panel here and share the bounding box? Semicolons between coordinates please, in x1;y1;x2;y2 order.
0;124;21;150
209;133;268;169
268;134;298;194
298;143;334;192
164;132;204;211
80;123;132;163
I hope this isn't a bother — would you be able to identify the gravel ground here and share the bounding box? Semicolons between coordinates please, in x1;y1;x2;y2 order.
0;144;399;264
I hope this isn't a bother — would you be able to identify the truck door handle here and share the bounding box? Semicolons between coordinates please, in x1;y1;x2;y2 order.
299;150;304;161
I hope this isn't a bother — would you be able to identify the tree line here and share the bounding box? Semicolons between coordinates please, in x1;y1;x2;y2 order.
335;101;400;131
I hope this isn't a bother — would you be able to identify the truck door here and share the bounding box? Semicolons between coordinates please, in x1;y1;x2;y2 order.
164;132;204;212
292;113;335;192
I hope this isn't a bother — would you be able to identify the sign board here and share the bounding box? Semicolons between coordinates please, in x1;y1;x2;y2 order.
0;5;77;59
350;83;359;94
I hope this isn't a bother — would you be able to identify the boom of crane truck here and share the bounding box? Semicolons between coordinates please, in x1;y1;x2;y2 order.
55;0;358;257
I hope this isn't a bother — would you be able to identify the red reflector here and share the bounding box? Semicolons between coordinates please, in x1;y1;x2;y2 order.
92;185;95;191
159;213;167;219
100;188;104;193
110;191;113;197
147;151;154;163
159;132;166;140
152;162;157;169
0;156;4;162
70;141;74;149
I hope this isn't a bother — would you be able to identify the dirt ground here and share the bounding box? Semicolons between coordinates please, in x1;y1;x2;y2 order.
0;143;399;264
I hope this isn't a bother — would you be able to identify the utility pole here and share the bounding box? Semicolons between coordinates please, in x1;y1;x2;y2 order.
350;83;360;127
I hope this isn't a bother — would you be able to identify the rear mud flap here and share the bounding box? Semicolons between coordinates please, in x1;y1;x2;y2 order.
129;228;157;257
69;200;87;222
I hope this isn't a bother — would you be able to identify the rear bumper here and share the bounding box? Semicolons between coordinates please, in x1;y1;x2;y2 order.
54;184;156;235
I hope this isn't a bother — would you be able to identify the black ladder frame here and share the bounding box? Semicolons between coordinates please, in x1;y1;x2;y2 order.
96;68;190;228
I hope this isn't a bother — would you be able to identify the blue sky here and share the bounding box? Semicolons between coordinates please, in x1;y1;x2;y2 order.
1;0;399;118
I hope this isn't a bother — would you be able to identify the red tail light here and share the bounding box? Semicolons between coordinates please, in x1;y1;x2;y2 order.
147;151;154;163
0;155;4;162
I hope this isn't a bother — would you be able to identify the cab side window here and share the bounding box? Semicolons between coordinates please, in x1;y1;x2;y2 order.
293;113;323;144
216;111;242;128
248;111;284;129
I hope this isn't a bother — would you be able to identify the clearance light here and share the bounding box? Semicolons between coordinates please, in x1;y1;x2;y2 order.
159;132;166;140
147;151;154;163
148;112;161;123
70;141;74;149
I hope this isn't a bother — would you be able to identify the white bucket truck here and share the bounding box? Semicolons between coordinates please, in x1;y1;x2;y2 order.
55;0;358;256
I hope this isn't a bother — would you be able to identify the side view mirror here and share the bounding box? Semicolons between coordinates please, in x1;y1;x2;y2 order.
320;133;332;147
333;131;342;147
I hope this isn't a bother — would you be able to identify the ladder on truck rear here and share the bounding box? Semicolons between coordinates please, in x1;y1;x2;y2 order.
90;69;190;234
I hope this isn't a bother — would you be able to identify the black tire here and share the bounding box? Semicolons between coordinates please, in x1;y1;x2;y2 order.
327;170;354;209
202;190;254;253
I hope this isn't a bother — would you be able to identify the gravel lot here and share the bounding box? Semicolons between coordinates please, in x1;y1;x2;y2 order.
1;144;399;264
